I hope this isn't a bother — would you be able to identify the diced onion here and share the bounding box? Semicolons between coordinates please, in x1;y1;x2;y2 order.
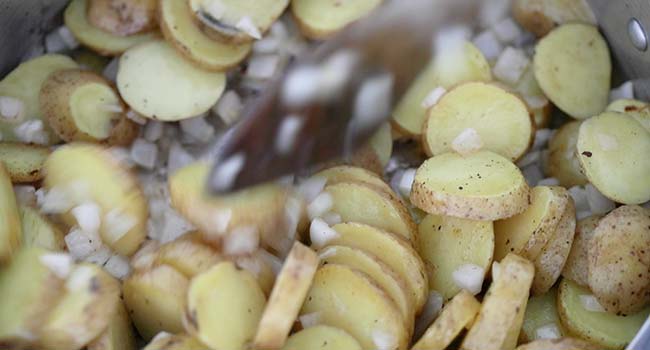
236;16;261;39
297;177;327;203
309;218;338;249
493;47;530;85
40;253;73;279
522;163;544;187
321;212;342;226
533;129;554;150
103;57;119;82
452;263;485;295
144;121;164;142
452;128;484;156
246;55;280;80
0;96;24;122
167;142;195;175
579;294;606;312
65;228;102;260
609;81;634;102
104;254;131;280
214;90;243;126
568;186;590;213
585;184;615;215
537;177;560;186
491;18;523;44
516;151;541;168
307;192;333;220
398;168;417;198
37;187;74;214
413;290;444;340
535;323;561;340
14;120;49;145
223;226;260;255
478;0;510;28
472;30;503;60
71;201;102;233
104;209;137;244
83;245;112;266
180;115;215;143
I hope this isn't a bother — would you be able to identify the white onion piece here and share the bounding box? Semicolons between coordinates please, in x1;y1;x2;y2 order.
307;192;333;220
65;228;102;260
130;139;158;169
223;226;259;256
579;294;606;312
585;184;615;215
258;249;283;275
0;96;24;123
57;26;79;49
103;209;137;244
452;263;485;295
320;212;342;226
39;253;73;279
236;16;261;39
472;30;503;60
537;177;560;186
568;186;590;213
491;18;523;44
609;81;634;102
253;36;280;54
37;187;74;214
413;290;444;340
535;323;561;340
158;208;194;243
180;115;215;143
421;87;447;108
167;142;195;175
144;121;164;142
126;109;147;125
309;218;338;248
398;168;417;198
434;25;471;54
283;195;303;240
522;163;544;186
104;254;131;280
84;245;112;266
14;120;48;145
247;55;280;80
372;329;397;350
452;128;484;156
533;129;554;151
71;201;102;233
517;150;541;168
297;176;327;203
214;90;243;126
103;57;119;82
493;47;530;85
478;0;510;28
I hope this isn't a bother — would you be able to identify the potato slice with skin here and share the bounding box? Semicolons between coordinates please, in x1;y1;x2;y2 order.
314;165;394;196
545;121;588;188
423;82;534;161
557;278;650;349
40;69;138;145
461;253;535;350
87;301;136;350
253;242;318;350
412;290;481;350
562;215;601;287
327;222;428;313
291;0;382;39
123;264;188;340
117;40;225;121
154;233;223;278
142;333;207;350
44;144;148;256
281;325;361;350
512;0;596;37
494;186;569;262
417;214;494;300
88;0;157;37
159;0;252;72
588;205;650;314
0;163;21;263
40;264;120;350
411;151;530;221
606;99;650;132
301;264;409;350
184;261;266;350
533;23;611;119
65;0;158;56
0;143;49;183
19;206;65;251
520;287;564;342
577;112;650;204
516;337;600;350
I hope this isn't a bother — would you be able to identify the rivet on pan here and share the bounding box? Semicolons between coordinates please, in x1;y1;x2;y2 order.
628;18;648;52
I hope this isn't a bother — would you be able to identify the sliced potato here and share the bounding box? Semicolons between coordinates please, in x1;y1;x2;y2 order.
494;186;569;261
369;122;393;168
88;0;157;37
19;206;65;251
0;163;21;263
300;264;409;350
411;151;530;221
461;253;535;350
184;261;266;350
417;214;494;300
544;121;589;187
40;69;138;145
87;301;136;350
516;337;600;350
123;264;188;340
606;99;650;132
253;242;319;350
512;0;596;37
520;287;564;342
557;278;650;349
281;325;362;350
159;0;252;72
0;143;49;183
533;23;610;119
142;333;207;350
562;215;601;287
40;264;120;350
291;0;382;39
577;112;650;204
314;165;394;195
44;144;148;256
588;205;650;314
412;290;481;350
154;232;223;278
423;82;533;161
65;0;158;56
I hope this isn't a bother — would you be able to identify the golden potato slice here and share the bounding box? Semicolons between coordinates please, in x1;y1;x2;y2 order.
253;242;318;350
0;143;49;183
533;23;610;119
512;0;596;37
142;333;207;350
87;301;136;350
588;205;650;314
159;0;252;72
123;264;188;340
577;112;650;204
117;40;226;121
184;261;266;350
520;287;564;342
314;165;393;195
411;151;530;221
301;264;409;350
40;264;120;350
326;182;415;242
0;163;21;263
562;215;601;287
291;0;382;39
369;122;393;168
154;233;223;278
40;69;138;145
44;144;148;256
65;0;158;56
494;186;569;261
423;82;533;161
412;290;481;350
461;253;535;350
557;278;650;349
328;222;428;313
19;206;65;251
606;99;650;132
0;247;66;348
516;337;600;350
282;325;361;350
544;121;589;187
417;214;494;300
88;0;157;37
0;54;77;144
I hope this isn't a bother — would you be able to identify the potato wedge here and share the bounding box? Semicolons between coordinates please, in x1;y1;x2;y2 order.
184;261;266;350
44;144;148;256
0;54;77;144
327;222;428;313
557;278;650;349
314;165;393;196
291;0;382;39
87;301;136;350
417;214;494;300
0;163;21;263
40;263;120;350
253;242;319;350
423;82;533;161
123;264;188;340
520;287;564;342
281;325;362;350
562;215;601;287
369;122;393;168
412;290;481;350
588;205;650;314
65;0;158;56
40;69;138;145
0;143;49;183
411;151;530;221
533;23;610;119
19;206;65;251
155;233;223;278
512;0;596;37
544;121;589;187
461;253;535;350
301;264;409;350
159;0;252;72
606;99;650;132
516;337;600;350
142;333;207;350
577;112;650;204
88;0;157;37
